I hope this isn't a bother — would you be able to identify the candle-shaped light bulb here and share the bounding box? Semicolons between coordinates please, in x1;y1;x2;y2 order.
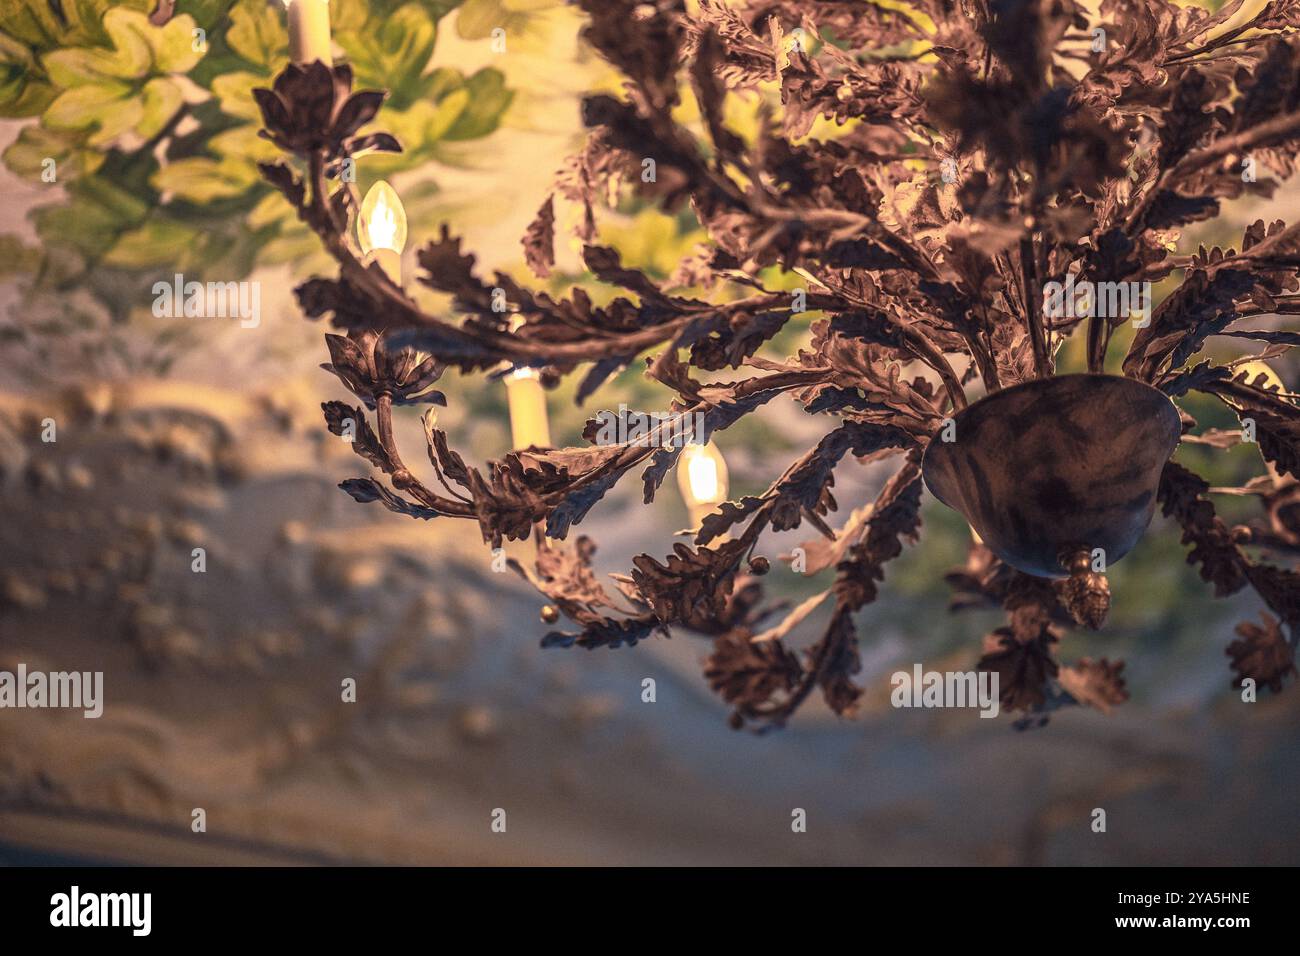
678;441;729;527
687;450;721;502
282;0;333;66
505;366;551;449
504;316;552;450
358;180;407;283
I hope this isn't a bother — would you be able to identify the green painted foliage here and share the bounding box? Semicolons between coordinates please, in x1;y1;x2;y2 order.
0;0;509;370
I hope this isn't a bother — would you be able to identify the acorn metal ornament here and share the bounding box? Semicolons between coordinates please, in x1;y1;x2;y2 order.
921;374;1182;597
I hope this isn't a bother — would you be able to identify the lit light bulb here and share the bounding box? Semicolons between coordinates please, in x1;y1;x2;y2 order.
687;450;721;502
678;441;729;527
359;180;406;255
358;181;407;282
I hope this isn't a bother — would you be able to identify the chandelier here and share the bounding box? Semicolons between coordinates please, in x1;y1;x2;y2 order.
252;0;1300;731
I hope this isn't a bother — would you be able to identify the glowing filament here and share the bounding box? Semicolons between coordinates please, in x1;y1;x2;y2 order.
678;442;728;508
359;181;407;255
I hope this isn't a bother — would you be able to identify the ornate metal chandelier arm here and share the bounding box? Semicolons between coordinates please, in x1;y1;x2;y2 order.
748;201;941;280
1189;375;1300;485
269;100;831;380
1233;525;1300;557
739;613;841;726
1019;237;1051;378
254;63;949;399
1161;460;1300;694
1126;109;1300;238
806;273;969;411
537;424;919;691
841;304;967;413
526;368;829;530
291;146;810;369
737;460;924;729
370;393;476;518
1158;461;1300;617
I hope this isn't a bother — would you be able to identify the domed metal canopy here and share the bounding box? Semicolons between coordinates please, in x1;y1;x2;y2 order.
921;374;1183;578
